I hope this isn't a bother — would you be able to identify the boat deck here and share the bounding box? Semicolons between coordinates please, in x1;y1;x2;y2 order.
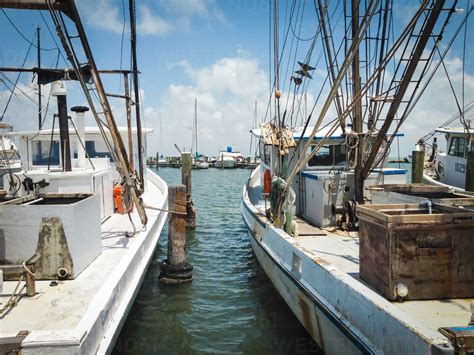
0;172;167;352
293;222;473;337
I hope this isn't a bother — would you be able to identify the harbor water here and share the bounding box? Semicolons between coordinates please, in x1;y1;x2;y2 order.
113;167;320;354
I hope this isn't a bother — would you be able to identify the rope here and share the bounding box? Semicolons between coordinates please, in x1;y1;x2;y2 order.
0;275;25;318
286;0;381;186
144;204;187;216
22;261;36;277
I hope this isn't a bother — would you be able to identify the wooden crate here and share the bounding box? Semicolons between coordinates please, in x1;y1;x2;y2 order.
357;203;474;301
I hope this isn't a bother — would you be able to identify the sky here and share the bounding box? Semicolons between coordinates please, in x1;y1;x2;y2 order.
0;0;473;158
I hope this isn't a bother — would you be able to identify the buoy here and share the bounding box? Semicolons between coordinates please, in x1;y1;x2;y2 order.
113;185;133;214
264;169;271;194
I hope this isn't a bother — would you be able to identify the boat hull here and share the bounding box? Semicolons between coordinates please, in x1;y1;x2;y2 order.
214;159;235;168
423;173;467;192
241;167;455;354
1;169;168;354
241;199;370;354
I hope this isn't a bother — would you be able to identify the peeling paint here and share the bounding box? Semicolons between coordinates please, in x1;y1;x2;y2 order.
34;217;74;280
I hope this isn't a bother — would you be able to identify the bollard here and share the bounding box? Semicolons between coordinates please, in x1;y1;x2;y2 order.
159;185;193;284
411;142;425;184
466;152;474;192
181;152;196;228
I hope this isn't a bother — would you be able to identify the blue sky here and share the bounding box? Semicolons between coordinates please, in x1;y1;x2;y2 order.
1;0;473;157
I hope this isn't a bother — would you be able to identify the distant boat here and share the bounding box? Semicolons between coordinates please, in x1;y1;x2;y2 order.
191;98;209;169
158;157;168;167
214;148;243;168
195;161;209;169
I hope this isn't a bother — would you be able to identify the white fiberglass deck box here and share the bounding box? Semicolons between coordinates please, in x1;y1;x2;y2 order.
0;193;101;280
301;168;407;227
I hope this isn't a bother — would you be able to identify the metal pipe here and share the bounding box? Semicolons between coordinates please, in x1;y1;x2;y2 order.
421;200;432;214
332;204;345;215
25;272;35;296
57;267;68;279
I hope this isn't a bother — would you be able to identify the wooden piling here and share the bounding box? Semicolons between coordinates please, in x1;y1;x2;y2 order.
181;152;196;228
411;146;425;184
466;152;474;192
156;152;159;170
159;184;193;284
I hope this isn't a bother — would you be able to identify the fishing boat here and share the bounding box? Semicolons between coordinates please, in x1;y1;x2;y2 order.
0;1;168;353
242;1;474;353
418;106;473;191
213;150;236;168
214;148;244;169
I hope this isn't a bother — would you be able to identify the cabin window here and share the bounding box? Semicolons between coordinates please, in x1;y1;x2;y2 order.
448;137;465;158
85;140;114;161
32;140;60;166
307;144;346;167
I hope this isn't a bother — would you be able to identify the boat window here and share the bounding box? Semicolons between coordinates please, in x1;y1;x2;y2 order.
85;140;114;161
307;144;346;167
32;140;60;166
448;137;465;157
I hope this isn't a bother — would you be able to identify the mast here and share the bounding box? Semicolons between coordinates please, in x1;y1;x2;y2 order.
124;73;134;171
37;26;42;129
129;0;144;188
195;97;198;158
273;0;282;176
352;0;365;203
0;0;148;225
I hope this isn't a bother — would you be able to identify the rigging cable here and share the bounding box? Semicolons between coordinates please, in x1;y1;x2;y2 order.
1;9;56;51
1;37;34;121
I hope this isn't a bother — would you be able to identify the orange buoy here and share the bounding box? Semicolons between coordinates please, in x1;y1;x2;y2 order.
113;184;133;214
264;169;271;194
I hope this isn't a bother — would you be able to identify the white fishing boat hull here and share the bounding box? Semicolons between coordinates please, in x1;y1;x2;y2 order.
423;173;467;192
1;169;168;354
214;159;235;169
196;161;209;169
241;167;458;355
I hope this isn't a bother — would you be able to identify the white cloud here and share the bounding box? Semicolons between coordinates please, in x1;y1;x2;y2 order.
160;0;209;17
144;56;269;156
137;5;173;36
78;0;124;34
159;0;226;23
77;0;224;36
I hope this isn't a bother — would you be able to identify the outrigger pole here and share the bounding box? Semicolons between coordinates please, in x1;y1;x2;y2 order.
0;0;148;225
129;0;144;189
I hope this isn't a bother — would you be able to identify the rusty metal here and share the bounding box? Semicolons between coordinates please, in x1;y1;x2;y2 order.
0;330;30;355
439;326;474;353
57;1;148;224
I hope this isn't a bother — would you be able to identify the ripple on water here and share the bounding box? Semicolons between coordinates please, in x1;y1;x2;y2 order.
114;168;321;355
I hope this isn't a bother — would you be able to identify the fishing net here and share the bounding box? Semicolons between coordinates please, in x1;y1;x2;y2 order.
270;177;295;229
